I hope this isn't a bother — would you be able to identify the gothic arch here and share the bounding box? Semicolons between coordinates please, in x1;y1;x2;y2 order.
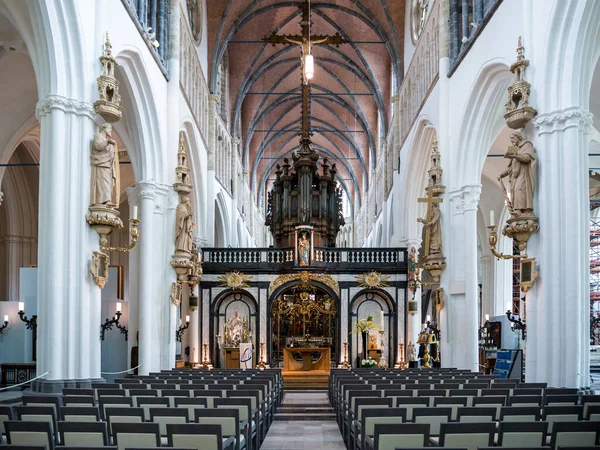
214;191;229;247
180;122;207;238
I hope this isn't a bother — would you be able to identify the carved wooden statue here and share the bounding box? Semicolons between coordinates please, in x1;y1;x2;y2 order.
90;122;118;207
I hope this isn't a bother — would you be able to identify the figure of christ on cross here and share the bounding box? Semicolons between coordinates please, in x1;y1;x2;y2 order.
263;1;348;140
417;189;443;258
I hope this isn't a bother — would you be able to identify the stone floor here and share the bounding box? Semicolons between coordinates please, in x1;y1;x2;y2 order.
260;391;346;450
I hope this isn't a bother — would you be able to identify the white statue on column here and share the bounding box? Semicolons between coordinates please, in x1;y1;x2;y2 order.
90;122;119;207
175;193;194;255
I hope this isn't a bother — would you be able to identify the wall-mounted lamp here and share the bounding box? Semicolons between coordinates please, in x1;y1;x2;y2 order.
506;308;526;340
0;315;8;334
176;315;190;342
100;302;128;341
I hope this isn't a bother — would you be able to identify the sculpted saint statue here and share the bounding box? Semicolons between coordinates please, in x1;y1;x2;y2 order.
298;232;310;266
175;193;194;254
418;203;442;257
499;131;536;217
90;123;118;206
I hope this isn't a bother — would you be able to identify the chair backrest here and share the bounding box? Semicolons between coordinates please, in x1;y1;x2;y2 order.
498;421;549;448
354;398;393;422
550;421;600;450
62;395;95;407
214;398;252;424
361;407;407;438
500;406;541;422
545;395;579;406
174;397;208;421
395;397;429;421
111;422;161;450
433;396;468;421
58;420;109;447
149;407;189;437
513;388;544;396
457;406;496;422
543;405;583;433
5;420;54;450
481;388;510;398
133;397;169;421
167;423;224;450
97;389;127;398
412;407;452;436
226;390;260;412
195;408;240;437
98;396;133;420
582;395;600;418
15;406;57;442
63;388;94;397
105;407;144;435
545;388;578;396
373;423;430;450
439;422;495;450
0;405;13;435
59;406;101;422
509;395;543;407
449;390;477;407
130;389;158;398
586;404;600;421
22;396;61;416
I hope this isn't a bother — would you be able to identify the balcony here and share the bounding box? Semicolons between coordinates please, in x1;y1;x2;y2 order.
448;0;503;76
201;247;407;273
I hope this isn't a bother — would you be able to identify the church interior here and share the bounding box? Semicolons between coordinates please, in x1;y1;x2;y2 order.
0;0;600;448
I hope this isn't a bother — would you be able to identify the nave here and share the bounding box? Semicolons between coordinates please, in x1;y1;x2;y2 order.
1;367;600;450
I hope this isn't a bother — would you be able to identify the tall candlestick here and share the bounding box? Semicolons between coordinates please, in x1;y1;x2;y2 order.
490;210;495;227
380;311;384;329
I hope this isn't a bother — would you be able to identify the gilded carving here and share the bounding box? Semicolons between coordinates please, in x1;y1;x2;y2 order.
269;271;339;295
355;271;391;289
218;271;252;290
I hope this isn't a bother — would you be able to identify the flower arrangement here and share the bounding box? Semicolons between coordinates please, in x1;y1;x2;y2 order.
361;357;377;368
350;315;378;334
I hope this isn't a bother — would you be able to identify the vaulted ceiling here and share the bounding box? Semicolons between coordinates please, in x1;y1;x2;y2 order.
207;0;405;203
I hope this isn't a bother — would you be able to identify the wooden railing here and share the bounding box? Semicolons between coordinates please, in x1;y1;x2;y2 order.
202;247;406;272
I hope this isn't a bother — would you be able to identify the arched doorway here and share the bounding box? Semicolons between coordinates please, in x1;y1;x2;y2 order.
349;290;396;367
211;290;258;368
269;283;339;368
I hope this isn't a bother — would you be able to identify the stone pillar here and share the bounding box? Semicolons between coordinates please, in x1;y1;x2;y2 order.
480;255;494;322
526;107;592;387
34;94;99;392
125;194;140;371
443;185;481;372
188;282;200;365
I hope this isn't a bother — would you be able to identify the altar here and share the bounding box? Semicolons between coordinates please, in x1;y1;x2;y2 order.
283;347;330;372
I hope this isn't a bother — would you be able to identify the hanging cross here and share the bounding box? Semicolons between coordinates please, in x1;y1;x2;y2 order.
417;189;443;257
263;1;348;141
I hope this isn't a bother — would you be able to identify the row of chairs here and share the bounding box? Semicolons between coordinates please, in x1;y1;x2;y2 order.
331;369;599;450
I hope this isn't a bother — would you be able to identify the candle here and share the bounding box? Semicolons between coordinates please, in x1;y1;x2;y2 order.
116;302;122;312
18;301;24;312
380;311;384;329
490;210;495;227
506;301;512;313
485;314;490;322
400;337;404;345
185;315;190;323
3;315;8;323
132;206;138;220
426;315;431;322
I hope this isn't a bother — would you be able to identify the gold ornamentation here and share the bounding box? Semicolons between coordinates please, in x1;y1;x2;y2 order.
269;271;339;295
218;271;252;290
435;287;445;312
355;271;391;289
504;37;537;129
519;258;538;293
90;251;109;289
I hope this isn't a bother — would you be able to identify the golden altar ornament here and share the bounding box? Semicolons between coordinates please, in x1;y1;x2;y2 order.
218;271;252;290
356;271;391;289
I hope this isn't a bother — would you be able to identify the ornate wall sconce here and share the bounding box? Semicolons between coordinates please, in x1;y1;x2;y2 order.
506;309;526;340
18;302;37;334
0;315;8;334
100;303;128;341
176;315;190;342
434;287;445;312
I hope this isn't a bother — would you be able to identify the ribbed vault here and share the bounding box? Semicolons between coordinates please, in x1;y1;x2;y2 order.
207;0;404;205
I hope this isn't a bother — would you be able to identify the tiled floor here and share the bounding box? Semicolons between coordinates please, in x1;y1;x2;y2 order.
260;391;346;449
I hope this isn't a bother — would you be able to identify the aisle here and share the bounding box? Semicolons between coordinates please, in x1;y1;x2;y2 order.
260;391;346;449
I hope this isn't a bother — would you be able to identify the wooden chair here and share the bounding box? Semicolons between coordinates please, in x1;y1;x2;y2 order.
412;407;452;436
433;397;467;421
456;406;496;423
438;422;495;450
497;421;548;448
174;397;208;422
167;423;235;450
500;406;541;422
135;396;169;421
15;406;58;444
58;421;109;447
59;406;101;422
5;421;54;450
104;407;144;435
550;421;600;449
366;423;430;450
149;407;189;437
357;408;406;450
543;405;583;434
111;422;160;450
196;408;246;450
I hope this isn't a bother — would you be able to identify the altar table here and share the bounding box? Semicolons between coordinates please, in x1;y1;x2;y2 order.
283;347;330;372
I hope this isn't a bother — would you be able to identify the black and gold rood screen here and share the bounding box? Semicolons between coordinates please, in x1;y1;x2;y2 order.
271;287;337;367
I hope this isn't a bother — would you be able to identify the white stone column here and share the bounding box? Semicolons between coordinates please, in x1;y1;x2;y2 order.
526;107;592;387
125;194;140;371
480;255;494;322
443;185;481;372
188;283;200;364
34;95;99;391
406;240;422;352
133;182;157;375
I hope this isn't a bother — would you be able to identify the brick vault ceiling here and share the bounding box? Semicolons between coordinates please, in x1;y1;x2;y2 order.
207;0;405;201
